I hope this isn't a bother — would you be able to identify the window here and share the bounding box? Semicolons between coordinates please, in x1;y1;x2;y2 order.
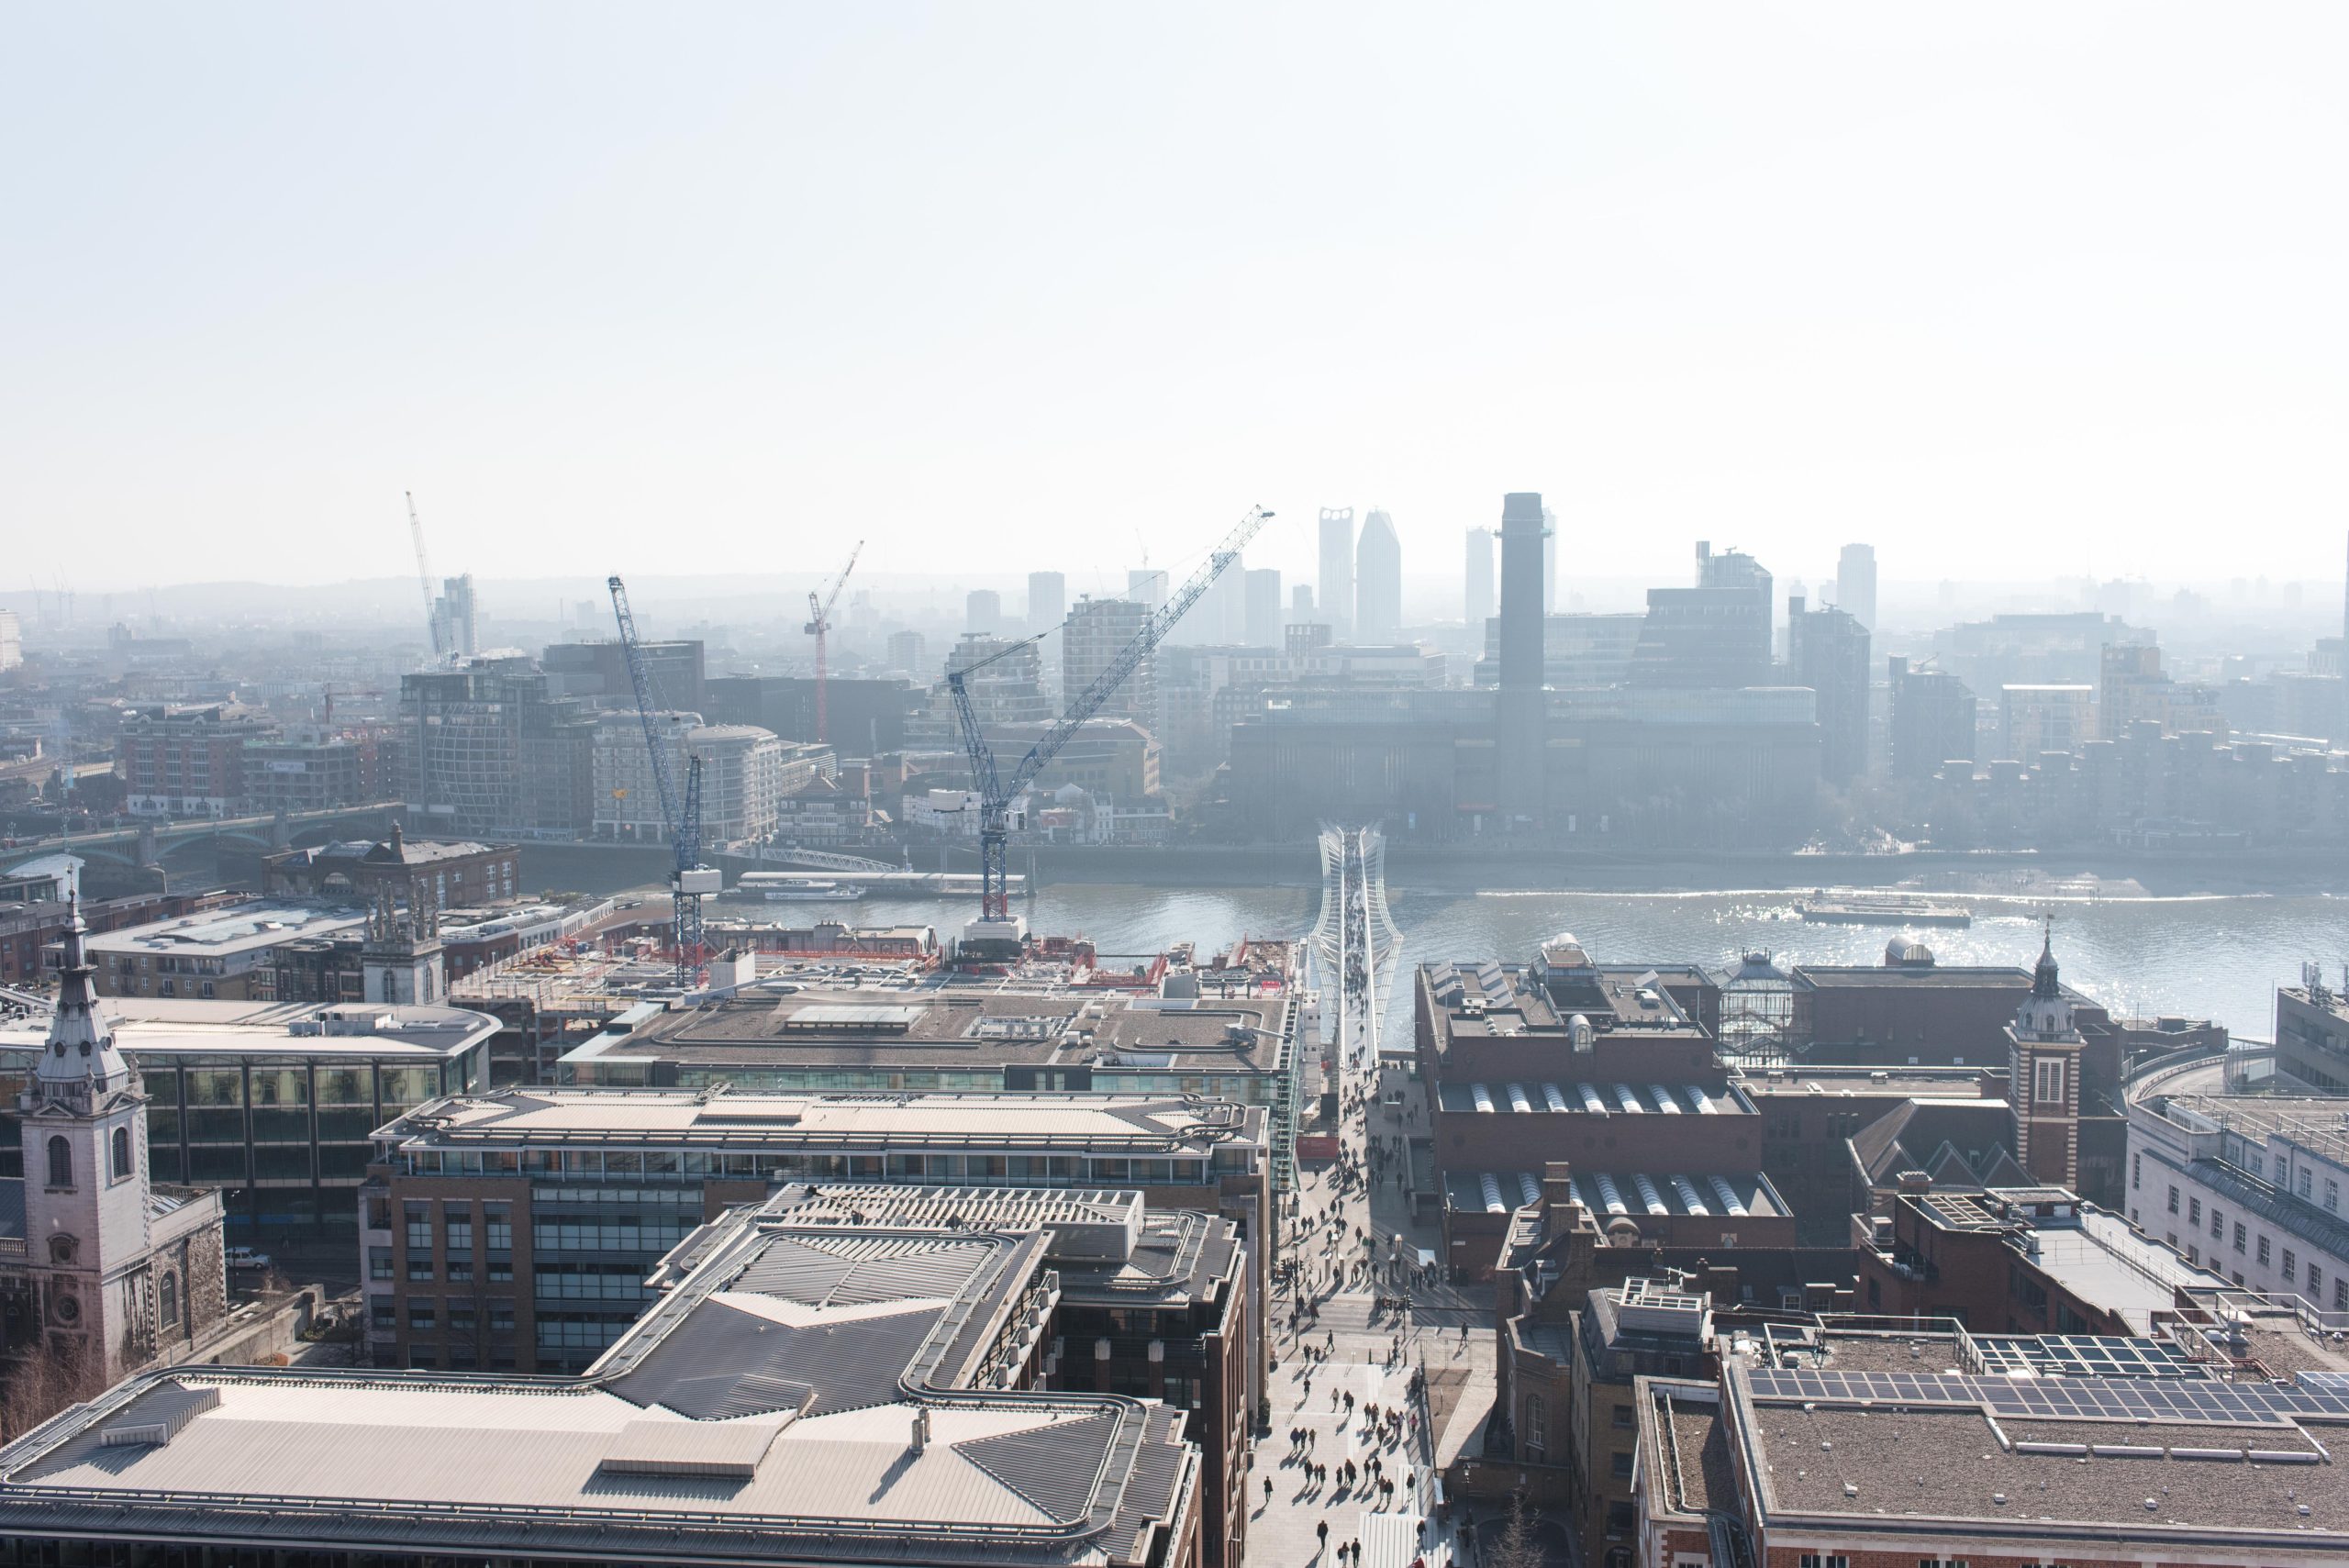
2188;1197;2200;1225
2259;1236;2272;1265
370;1298;395;1329
487;1260;513;1283
110;1127;132;1181
444;1208;473;1252
2335;1279;2348;1314
2310;1265;2323;1298
2299;1169;2314;1199
2132;1152;2141;1189
448;1305;476;1333
1611;1403;1634;1429
447;1261;473;1283
489;1302;516;1332
2332;1178;2342;1214
1798;1556;1849;1568
405;1204;431;1251
2283;1249;2298;1284
160;1273;178;1329
407;1257;434;1283
368;1248;392;1281
48;1236;75;1265
2234;1222;2247;1253
2032;1058;2062;1101
46;1137;71;1189
2210;1208;2223;1239
1609;1451;1633;1479
1918;1561;1969;1568
408;1303;436;1332
2166;1185;2179;1214
1524;1394;1547;1462
484;1205;513;1251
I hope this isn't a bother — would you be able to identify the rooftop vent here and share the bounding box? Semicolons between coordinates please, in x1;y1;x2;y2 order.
596;1416;789;1479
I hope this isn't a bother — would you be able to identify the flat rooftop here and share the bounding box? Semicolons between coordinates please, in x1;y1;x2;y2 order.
0;998;497;1062
0;1205;1194;1567
1731;1354;2349;1552
82;902;363;958
565;985;1293;1073
1421;956;1697;1036
373;1084;1266;1154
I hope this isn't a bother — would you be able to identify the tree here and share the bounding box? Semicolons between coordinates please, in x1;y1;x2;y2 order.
0;1340;109;1442
1484;1492;1544;1568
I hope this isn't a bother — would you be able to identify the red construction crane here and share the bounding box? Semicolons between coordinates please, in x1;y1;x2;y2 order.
804;540;863;743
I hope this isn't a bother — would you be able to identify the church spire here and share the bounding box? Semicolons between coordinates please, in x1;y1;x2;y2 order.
37;895;134;1098
2032;912;2061;1001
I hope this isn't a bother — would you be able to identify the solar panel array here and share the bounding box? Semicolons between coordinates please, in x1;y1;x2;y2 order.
1971;1334;2200;1379
1745;1366;2349;1425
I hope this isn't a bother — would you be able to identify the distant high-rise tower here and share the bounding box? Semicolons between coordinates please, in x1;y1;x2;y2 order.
1292;584;1315;618
432;574;478;661
966;589;1002;636
1197;550;1246;644
1787;595;1871;784
1244;568;1283;649
1027;571;1066;633
1464;528;1496;629
1318;508;1355;639
1126;569;1168;615
1497;493;1549;827
885;628;927;676
1065;596;1158;735
1837;543;1877;633
1354;510;1401;643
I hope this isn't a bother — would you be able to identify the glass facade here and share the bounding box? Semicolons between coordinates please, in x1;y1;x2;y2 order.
131;1043;488;1237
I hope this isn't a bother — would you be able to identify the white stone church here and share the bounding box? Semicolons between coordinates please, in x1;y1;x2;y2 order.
9;901;227;1384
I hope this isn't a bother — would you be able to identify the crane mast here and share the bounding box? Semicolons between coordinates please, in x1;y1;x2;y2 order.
946;506;1271;958
803;540;863;745
607;574;720;984
406;492;447;665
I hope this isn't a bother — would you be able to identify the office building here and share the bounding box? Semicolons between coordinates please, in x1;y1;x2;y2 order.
943;631;1054;726
1125;568;1168;615
1835;540;1876;631
264;828;518;912
1464;526;1495;628
1291;583;1314;619
75;901;365;1001
431;573;478;661
402;662;598;838
1638;1318;2349;1568
965;587;1003;636
1025;569;1065;631
705;673;924;752
1474;612;1642;689
360;1087;1265;1378
885;627;927;676
1065;595;1158;733
541;638;705;715
2131;1076;2349;1307
0;1194;1207;1568
2000;682;2094;758
239;727;399;813
0;607;19;672
1353;508;1401;642
1317;506;1354;638
1887;654;1976;779
1242;567;1282;648
1627;542;1773;688
1786;595;1870;784
118;704;271;817
590;713;800;844
0;994;499;1236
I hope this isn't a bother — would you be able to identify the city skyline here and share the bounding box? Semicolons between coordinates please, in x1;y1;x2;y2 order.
9;4;2349;587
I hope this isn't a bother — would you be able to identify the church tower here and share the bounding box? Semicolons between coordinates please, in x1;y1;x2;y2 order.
361;852;445;1006
21;898;154;1378
2006;918;2085;1191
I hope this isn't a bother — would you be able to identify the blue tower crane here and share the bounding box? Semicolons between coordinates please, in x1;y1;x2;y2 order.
607;574;720;984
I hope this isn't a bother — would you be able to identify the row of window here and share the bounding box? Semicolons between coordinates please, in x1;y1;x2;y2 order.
43;1129;135;1190
395;1147;1218;1184
374;1297;516;1334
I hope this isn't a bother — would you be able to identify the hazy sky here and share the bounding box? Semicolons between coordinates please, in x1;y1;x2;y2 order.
6;3;2346;595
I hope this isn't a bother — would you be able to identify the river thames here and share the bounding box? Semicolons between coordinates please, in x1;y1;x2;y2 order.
720;882;2349;1047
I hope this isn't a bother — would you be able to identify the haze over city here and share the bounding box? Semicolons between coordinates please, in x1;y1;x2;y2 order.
8;2;2349;589
10;9;2349;1568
